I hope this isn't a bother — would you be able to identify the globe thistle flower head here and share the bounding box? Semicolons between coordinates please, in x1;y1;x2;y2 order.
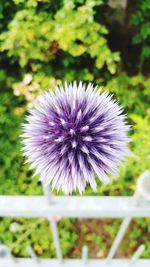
21;82;130;194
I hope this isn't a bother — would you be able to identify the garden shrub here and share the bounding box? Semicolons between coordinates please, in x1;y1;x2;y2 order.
130;0;150;70
0;0;150;259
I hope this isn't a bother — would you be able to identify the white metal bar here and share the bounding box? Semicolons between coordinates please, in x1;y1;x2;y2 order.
49;217;63;262
136;171;150;201
130;245;145;264
107;217;131;261
107;191;142;261
0;258;150;267
42;184;63;262
82;246;88;265
0;245;16;263
42;183;53;205
26;246;40;263
0;196;149;218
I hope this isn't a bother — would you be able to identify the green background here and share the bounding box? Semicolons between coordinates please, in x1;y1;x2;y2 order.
0;0;150;259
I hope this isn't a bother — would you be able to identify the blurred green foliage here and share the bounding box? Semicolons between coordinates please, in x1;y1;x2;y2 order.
130;0;150;70
0;0;150;260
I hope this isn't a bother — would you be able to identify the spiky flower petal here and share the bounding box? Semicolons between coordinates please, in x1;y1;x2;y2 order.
21;82;130;194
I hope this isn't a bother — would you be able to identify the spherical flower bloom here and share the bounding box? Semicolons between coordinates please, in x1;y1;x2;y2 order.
21;82;130;194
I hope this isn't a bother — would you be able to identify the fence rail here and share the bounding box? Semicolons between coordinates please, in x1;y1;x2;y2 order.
0;196;150;218
0;258;150;267
0;171;150;267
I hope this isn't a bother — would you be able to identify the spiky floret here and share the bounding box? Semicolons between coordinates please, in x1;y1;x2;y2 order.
21;82;130;194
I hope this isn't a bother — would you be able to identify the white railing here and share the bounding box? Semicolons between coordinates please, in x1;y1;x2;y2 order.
0;171;150;267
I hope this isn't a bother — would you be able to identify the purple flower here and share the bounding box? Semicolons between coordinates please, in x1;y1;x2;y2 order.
21;82;130;194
